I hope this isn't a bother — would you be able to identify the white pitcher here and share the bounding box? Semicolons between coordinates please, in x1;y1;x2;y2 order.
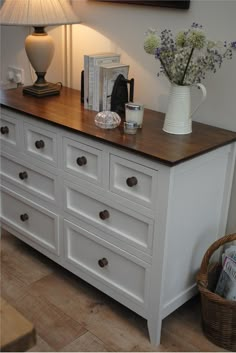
163;83;207;135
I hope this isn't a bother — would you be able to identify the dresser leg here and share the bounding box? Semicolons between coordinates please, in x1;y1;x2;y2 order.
147;316;162;346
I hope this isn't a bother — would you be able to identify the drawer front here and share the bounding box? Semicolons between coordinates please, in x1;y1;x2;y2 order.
64;220;148;305
1;154;56;202
0;114;20;150
110;155;157;209
1;187;59;254
24;122;57;166
65;182;153;253
63;137;102;185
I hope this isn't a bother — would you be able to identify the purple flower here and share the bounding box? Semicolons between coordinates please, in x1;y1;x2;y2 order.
155;48;162;59
231;41;236;49
191;22;203;29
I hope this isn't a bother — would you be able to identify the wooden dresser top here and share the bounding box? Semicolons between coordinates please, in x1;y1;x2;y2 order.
1;86;236;166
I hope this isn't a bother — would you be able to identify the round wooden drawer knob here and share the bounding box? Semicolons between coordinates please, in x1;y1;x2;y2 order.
126;176;138;187
1;126;9;135
19;171;28;180
76;156;87;166
35;140;45;149
20;213;29;222
99;210;110;220
98;258;108;268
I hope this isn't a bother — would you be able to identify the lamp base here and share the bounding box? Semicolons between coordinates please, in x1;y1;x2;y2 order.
23;83;61;97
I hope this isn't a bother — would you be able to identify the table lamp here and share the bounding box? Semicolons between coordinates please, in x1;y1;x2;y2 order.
0;0;80;97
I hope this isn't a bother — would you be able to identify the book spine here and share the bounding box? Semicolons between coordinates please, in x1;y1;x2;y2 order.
83;56;89;109
102;70;109;111
99;68;105;111
88;57;95;110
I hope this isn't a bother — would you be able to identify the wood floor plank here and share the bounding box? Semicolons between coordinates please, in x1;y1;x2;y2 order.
1;235;55;286
28;334;55;352
0;229;25;254
1;231;56;304
163;309;226;352
0;266;29;304
77;299;157;351
28;273;156;351
60;331;109;352
26;269;110;327
26;268;105;315
158;328;200;352
13;293;87;351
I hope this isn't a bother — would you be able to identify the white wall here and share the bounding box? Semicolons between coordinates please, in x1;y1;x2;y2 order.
0;0;235;233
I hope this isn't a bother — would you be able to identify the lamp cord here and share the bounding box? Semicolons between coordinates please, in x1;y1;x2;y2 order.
56;82;63;90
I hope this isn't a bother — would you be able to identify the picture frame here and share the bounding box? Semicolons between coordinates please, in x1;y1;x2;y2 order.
96;1;190;9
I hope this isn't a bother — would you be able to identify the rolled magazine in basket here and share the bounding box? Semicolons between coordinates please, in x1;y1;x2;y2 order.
222;245;236;264
215;255;236;300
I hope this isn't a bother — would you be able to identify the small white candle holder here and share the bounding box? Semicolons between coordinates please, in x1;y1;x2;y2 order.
124;121;138;135
125;102;144;128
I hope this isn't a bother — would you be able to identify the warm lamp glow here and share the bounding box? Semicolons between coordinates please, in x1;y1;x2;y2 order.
0;0;81;97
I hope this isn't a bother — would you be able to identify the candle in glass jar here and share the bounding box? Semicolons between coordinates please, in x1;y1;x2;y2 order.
125;102;144;128
124;121;138;134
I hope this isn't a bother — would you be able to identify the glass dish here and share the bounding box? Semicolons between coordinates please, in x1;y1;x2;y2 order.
95;111;121;129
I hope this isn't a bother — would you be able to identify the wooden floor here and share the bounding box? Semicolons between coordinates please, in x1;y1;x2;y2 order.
0;230;226;352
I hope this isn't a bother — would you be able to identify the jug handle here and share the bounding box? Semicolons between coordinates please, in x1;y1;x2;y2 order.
190;83;207;117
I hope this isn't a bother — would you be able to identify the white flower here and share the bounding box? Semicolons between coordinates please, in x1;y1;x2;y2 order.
207;40;217;49
175;31;187;47
187;30;206;49
144;29;161;55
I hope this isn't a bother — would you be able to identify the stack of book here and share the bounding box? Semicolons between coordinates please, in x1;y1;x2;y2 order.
84;53;129;112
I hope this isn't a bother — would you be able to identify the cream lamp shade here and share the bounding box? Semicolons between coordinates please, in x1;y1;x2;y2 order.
0;0;81;97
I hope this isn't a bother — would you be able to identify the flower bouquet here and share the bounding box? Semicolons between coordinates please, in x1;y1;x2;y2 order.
143;23;235;135
144;23;236;86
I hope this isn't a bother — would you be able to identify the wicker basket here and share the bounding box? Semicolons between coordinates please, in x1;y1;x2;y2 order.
197;233;236;351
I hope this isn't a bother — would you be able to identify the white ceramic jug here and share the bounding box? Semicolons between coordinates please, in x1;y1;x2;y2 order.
163;83;207;135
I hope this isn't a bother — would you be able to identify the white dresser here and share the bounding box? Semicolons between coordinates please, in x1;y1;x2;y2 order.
1;87;236;345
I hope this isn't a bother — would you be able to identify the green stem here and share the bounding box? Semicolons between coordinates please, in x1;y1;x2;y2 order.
180;47;194;85
159;57;172;82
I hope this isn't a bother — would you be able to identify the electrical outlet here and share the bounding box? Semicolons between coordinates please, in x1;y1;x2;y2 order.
7;66;24;84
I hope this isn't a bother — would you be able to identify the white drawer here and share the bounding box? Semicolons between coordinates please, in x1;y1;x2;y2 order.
0;113;20;151
63;137;102;185
109;155;157;209
0;187;59;254
24;122;57;166
64;220;149;305
1;154;57;203
65;182;153;253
